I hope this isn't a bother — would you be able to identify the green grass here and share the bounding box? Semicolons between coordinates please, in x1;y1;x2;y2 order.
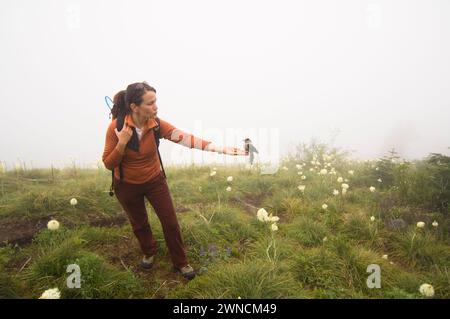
0;145;449;298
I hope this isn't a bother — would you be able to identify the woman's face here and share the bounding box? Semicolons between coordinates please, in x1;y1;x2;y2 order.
132;90;158;119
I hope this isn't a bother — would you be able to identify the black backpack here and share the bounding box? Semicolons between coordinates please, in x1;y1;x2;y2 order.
108;116;166;197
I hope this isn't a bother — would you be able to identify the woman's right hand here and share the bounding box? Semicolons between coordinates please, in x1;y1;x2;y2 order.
114;124;133;146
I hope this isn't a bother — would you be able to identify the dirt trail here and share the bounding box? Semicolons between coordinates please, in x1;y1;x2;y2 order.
0;213;128;247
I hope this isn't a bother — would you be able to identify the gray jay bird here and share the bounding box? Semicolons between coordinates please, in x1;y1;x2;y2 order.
243;138;258;165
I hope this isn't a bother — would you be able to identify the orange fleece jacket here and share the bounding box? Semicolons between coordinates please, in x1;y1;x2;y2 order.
102;115;212;184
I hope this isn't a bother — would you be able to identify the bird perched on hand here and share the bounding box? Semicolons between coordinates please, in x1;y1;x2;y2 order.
243;138;259;165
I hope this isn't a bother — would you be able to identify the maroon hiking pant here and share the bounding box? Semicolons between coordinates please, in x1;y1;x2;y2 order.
114;172;188;269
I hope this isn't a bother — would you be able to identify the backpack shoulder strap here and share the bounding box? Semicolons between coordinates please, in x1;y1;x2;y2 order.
153;117;166;178
154;117;161;147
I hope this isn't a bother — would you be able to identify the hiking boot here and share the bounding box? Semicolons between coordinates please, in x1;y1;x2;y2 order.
140;255;154;270
173;264;196;280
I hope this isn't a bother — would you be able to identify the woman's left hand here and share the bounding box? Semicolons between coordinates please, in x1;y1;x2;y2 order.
221;146;248;156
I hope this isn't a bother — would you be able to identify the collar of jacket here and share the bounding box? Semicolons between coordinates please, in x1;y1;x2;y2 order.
125;114;158;131
121;115;159;152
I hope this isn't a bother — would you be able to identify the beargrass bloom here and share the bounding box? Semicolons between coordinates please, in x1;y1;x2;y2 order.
333;189;339;196
298;185;306;192
382;254;388;260
257;208;269;222
271;223;278;231
301;175;306;180
417;221;425;228
348;170;354;175
39;288;61;299
227;176;233;182
268;215;280;222
320;169;328;175
370;186;376;192
337;177;343;183
226;186;232;192
370;216;375;222
377;178;382;182
47;219;60;231
419;283;435;297
210;171;217;177
322;204;328;210
70;198;77;206
341;183;349;190
432;220;438;227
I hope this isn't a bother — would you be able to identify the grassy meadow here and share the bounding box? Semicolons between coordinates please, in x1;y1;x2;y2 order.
0;142;449;299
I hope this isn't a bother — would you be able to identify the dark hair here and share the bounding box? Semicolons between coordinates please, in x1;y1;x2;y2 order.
110;81;156;119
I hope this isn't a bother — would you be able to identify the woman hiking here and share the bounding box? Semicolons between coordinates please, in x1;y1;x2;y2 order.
102;81;247;280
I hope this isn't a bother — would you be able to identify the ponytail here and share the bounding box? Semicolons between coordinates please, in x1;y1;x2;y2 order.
110;90;129;120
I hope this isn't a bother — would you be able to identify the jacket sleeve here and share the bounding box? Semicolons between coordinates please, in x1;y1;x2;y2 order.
158;118;212;150
102;120;124;170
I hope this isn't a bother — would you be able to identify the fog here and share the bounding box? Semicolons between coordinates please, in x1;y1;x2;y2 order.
1;0;449;169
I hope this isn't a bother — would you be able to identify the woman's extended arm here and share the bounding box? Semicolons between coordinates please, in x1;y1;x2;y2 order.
159;118;247;156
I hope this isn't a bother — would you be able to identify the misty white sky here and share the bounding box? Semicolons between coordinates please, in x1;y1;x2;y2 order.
1;0;449;169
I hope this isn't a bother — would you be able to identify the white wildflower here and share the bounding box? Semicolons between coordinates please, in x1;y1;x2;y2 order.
301;175;306;180
382;254;388;260
341;183;349;190
348;170;354;175
337;177;343;183
70;198;78;206
298;185;306;192
333;189;339;196
47;219;60;231
377;178;382;183
416;221;425;228
342;188;347;195
296;164;302;169
320;169;328;175
226;186;232;192
432;220;438;227
271;223;278;231
257;208;269;222
369;186;376;192
322;204;328;210
227;176;233;182
267;213;280;222
309;168;314;172
370;216;375;222
419;283;435;297
39;288;61;299
210;171;217;177
322;236;328;242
